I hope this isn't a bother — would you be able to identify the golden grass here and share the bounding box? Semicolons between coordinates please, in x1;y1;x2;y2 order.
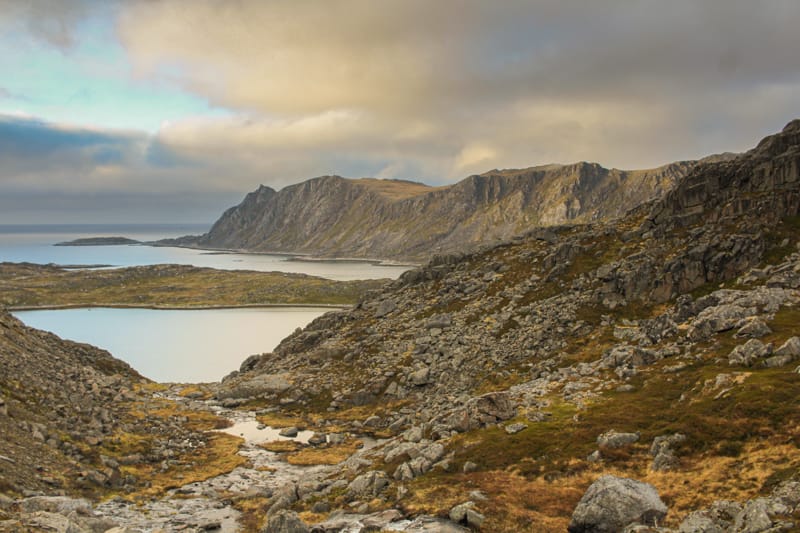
232;495;271;533
255;412;308;429
285;439;363;466
118;432;246;500
0;262;384;308
259;440;302;453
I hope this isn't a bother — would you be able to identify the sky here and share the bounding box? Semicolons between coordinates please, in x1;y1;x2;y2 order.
1;1;799;224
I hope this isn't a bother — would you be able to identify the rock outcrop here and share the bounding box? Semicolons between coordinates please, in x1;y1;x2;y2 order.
183;159;716;261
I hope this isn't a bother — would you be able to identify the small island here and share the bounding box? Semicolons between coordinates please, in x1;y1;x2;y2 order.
54;236;142;246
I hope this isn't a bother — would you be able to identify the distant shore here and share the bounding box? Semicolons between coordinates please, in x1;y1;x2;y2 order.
9;302;350;312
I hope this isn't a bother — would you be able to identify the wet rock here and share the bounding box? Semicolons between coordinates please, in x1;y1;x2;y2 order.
262;509;310;533
568;475;668;533
361;509;404;530
278;427;299;438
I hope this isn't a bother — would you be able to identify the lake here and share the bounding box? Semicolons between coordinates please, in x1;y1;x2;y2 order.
0;224;412;281
13;307;330;383
5;224;409;382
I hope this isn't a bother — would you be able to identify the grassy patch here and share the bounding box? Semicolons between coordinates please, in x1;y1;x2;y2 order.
285;439;363;465
0;262;384;308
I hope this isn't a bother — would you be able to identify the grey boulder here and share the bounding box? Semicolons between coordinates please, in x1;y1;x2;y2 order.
568;475;668;533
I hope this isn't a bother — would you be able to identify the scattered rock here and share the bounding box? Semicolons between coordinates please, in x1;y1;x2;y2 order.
728;339;772;366
597;430;640;449
346;471;390;501
262;509;310;533
568;475;668;532
504;422;528;435
734;317;772;338
278;427;299;438
374;299;398;318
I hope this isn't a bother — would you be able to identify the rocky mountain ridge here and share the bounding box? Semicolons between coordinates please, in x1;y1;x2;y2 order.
209;119;800;530
182;157;729;261
2;122;800;532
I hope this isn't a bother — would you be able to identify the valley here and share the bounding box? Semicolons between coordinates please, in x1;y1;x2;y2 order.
2;121;800;532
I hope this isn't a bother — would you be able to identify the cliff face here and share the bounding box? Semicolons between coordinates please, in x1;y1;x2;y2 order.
192;159;709;261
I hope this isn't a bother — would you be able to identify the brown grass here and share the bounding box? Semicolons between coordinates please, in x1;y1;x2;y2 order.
286;439;363;466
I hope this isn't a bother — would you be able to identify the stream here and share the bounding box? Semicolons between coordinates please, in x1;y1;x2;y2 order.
94;396;337;532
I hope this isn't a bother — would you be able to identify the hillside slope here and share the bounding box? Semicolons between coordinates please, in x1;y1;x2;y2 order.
187;159;716;261
213;120;800;530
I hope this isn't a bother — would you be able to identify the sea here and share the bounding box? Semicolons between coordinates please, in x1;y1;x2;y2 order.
2;224;411;382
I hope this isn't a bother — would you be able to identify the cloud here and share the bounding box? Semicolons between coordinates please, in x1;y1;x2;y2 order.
115;0;800;176
4;1;800;223
0;0;96;49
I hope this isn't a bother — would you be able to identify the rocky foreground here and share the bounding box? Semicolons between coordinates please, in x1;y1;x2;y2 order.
2;121;800;532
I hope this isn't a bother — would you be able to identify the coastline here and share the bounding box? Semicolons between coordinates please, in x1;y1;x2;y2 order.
146;241;421;268
9;302;350;312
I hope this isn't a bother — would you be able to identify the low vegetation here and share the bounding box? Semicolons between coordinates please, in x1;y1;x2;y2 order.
0;262;386;308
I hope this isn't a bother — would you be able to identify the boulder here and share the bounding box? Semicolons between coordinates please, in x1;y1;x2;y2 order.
435;392;516;433
728;339;772;366
568;475;668;532
649;433;686;471
374;299;397;318
734;318;772;338
402;515;470;532
216;373;293;400
409;367;431;386
346;471;390;500
262;509;309;533
774;336;800;357
597;430;640;449
449;501;485;529
505;423;528;435
278;427;299;438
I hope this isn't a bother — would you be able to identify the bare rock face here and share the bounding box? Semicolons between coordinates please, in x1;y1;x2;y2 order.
569;475;668;533
187;159;704;261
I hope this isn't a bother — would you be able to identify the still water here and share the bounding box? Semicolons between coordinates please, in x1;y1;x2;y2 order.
0;224;411;281
13;307;329;383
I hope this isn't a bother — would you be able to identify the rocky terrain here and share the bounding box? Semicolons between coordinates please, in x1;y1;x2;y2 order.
175;157;734;261
2;121;800;532
205;120;800;530
0;263;385;309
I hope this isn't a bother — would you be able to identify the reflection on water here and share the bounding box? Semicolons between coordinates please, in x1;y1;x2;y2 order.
218;420;315;444
13;307;328;383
